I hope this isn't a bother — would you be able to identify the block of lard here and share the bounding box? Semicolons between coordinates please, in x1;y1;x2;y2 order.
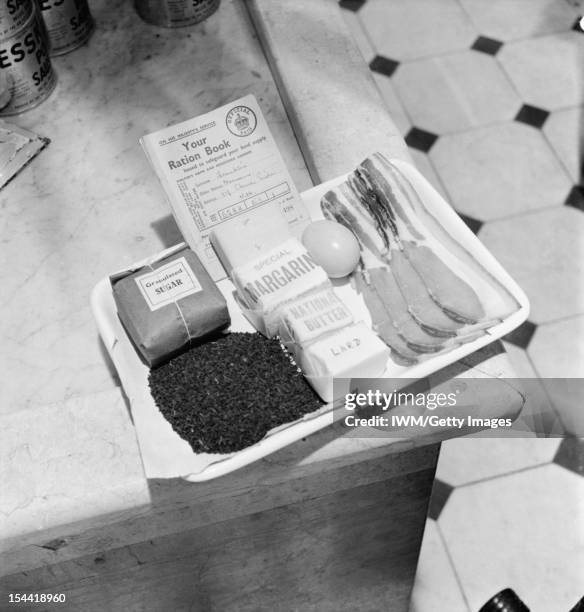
297;322;390;380
278;288;353;346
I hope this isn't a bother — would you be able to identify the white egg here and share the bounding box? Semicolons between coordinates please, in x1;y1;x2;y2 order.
302;220;361;278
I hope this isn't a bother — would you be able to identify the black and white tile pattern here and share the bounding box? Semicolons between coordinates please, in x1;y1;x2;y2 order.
339;0;367;12
514;104;550;129
566;185;584;211
404;127;438;153
471;35;503;55
502;320;537;350
457;212;483;235
338;1;584;609
368;55;399;77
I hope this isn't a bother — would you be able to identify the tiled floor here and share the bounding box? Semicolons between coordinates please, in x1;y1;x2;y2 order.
341;1;584;610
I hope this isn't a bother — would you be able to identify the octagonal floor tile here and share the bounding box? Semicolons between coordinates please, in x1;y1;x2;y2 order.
430;123;572;221
371;72;410;136
479;208;584;323
409;149;448;200
528;315;584;436
500;344;564;435
499;32;583;110
410;520;469;612
459;0;578;41
543;106;584;183
439;464;584;611
502;343;538;377
392;50;521;134
529;315;584;378
359;0;477;61
436;437;560;487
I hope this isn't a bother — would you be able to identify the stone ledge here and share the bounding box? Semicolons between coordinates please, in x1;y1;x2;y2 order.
0;389;150;556
247;0;411;182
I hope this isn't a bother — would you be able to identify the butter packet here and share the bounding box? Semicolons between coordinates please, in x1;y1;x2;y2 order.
277;288;353;346
112;245;230;367
230;237;331;337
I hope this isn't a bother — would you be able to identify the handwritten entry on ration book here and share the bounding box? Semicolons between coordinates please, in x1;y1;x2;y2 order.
141;95;310;281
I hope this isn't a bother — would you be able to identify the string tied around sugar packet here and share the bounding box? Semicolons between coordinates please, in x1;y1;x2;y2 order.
141;259;196;346
111;245;230;367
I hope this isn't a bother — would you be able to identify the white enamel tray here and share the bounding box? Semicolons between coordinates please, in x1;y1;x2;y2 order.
91;159;529;482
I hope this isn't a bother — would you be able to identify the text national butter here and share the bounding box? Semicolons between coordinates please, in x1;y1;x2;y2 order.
278;288;353;346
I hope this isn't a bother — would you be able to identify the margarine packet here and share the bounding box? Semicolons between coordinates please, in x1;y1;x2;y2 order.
231;237;331;336
112;246;230;367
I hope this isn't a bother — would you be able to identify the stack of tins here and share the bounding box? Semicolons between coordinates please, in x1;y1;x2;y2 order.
0;0;56;115
38;0;93;56
135;0;220;28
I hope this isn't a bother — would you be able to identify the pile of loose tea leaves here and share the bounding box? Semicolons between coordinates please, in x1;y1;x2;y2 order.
149;332;324;454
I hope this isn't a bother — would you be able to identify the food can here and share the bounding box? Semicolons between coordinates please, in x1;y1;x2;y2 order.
38;0;94;56
0;5;56;115
134;0;220;28
0;0;34;39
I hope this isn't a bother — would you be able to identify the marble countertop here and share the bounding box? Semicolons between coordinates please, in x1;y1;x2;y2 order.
0;0;521;569
0;0;311;417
